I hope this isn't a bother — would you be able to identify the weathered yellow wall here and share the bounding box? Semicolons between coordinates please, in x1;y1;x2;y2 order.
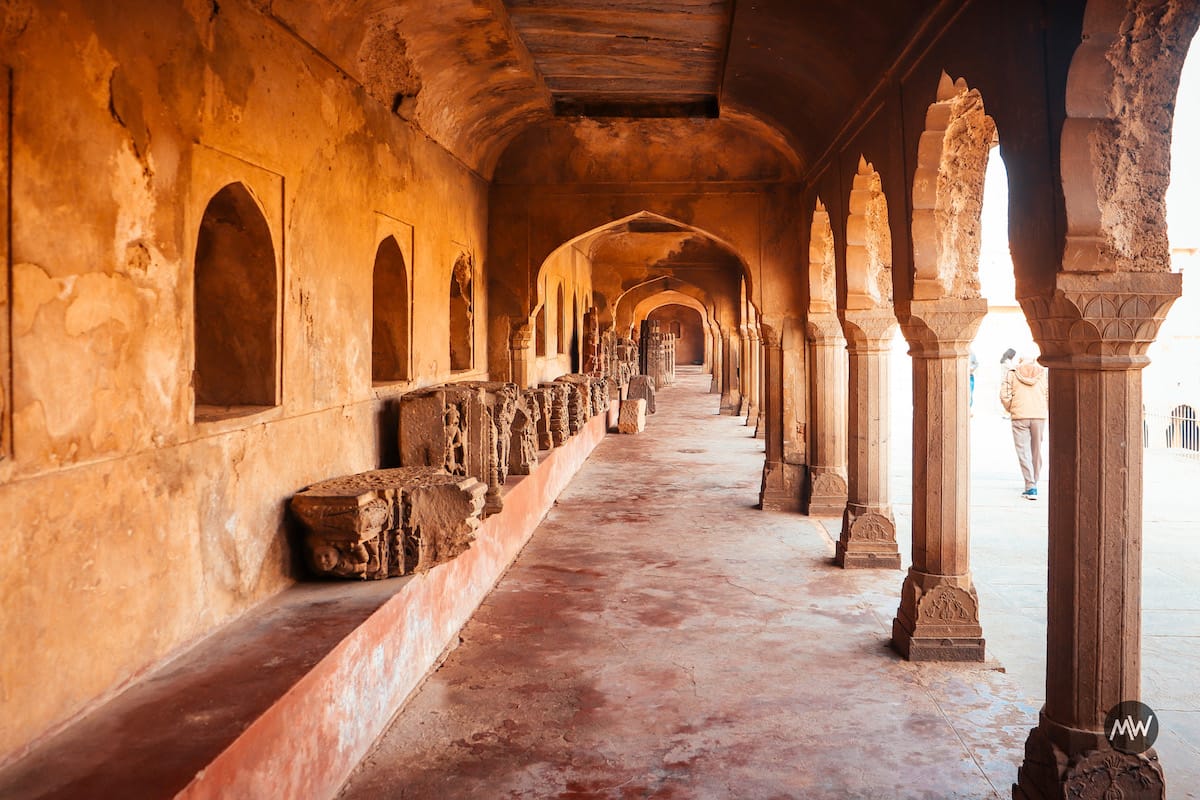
0;0;488;761
531;245;593;384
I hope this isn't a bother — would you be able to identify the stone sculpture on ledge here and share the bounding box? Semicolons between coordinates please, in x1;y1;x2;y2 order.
510;389;541;475
538;382;571;446
291;466;487;580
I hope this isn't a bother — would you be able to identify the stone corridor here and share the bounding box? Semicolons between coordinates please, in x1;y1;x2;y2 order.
337;369;1036;800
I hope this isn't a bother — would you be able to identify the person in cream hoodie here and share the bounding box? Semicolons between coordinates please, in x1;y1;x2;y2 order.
1000;354;1049;500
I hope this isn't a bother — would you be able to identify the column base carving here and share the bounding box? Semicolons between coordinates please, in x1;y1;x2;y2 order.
744;400;758;425
891;569;984;661
834;505;900;569
755;411;766;439
804;468;847;516
759;461;804;512
1014;725;1165;800
720;389;742;415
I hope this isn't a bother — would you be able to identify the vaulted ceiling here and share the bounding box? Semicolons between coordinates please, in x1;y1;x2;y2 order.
268;0;943;177
502;0;733;117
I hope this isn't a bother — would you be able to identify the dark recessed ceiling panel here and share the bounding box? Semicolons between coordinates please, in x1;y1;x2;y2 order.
502;0;734;118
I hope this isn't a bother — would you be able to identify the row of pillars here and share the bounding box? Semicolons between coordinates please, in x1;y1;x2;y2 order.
783;273;1179;798
711;324;765;437
513;270;1177;795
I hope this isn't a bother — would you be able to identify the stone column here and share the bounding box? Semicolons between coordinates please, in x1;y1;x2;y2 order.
782;320;808;489
703;325;714;374
1014;273;1180;800
720;331;742;414
803;313;848;516
891;299;987;661
744;326;760;425
509;324;534;389
738;326;752;416
754;329;766;438
835;308;900;568
710;327;722;394
759;325;801;511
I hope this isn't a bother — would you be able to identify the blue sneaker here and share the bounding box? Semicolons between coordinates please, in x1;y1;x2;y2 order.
1022;487;1038;500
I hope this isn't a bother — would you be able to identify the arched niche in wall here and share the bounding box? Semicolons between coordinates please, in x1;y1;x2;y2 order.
911;72;997;301
570;292;580;371
449;252;474;372
845;157;893;311
556;283;567;355
193;182;278;414
372;236;411;383
535;301;548;357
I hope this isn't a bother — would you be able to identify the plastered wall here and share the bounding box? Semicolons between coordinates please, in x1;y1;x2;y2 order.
0;0;488;761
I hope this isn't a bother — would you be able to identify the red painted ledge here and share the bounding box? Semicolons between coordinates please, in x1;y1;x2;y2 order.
0;408;613;800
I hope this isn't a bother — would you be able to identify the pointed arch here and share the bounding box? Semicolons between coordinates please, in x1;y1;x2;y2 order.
1061;0;1200;272
371;236;411;383
449;252;474;371
193;182;278;412
845;158;893;310
535;301;548;357
809;198;836;314
911;72;998;300
556;283;567;355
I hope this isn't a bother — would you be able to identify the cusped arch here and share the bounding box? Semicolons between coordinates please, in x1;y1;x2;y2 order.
631;290;713;331
910;72;997;300
619;280;717;335
1061;0;1200;272
845;157;893;310
809;198;836;314
541;210;759;308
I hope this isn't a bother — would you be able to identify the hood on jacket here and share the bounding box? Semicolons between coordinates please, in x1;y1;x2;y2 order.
1015;359;1044;385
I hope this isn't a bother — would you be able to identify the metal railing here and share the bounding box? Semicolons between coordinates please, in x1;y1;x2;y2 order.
1143;409;1200;462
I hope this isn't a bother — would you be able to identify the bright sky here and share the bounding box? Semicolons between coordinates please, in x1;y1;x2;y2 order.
1167;39;1200;251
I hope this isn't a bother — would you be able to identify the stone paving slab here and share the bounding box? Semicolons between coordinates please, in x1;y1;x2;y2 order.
338;371;1034;799
891;378;1200;795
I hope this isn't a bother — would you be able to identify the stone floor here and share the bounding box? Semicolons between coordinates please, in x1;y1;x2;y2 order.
894;385;1200;797
340;369;1059;799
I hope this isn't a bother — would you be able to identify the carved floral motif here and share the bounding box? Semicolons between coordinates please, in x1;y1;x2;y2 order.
1019;274;1180;360
849;511;895;542
916;585;977;625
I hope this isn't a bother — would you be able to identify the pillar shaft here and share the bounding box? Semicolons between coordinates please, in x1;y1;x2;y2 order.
738;327;751;417
709;328;722;394
720;332;741;413
1014;273;1179;800
754;331;766;438
835;309;900;568
758;325;801;511
892;299;986;661
804;313;848;515
745;328;760;424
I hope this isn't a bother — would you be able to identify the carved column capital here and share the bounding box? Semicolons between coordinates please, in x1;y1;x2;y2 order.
839;308;897;350
805;312;843;344
510;322;534;350
897;298;987;358
759;324;781;349
1019;272;1180;368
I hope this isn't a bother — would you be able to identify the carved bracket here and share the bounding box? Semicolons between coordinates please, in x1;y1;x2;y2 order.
805;312;844;345
896;298;987;357
839;309;897;349
1019;272;1180;364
